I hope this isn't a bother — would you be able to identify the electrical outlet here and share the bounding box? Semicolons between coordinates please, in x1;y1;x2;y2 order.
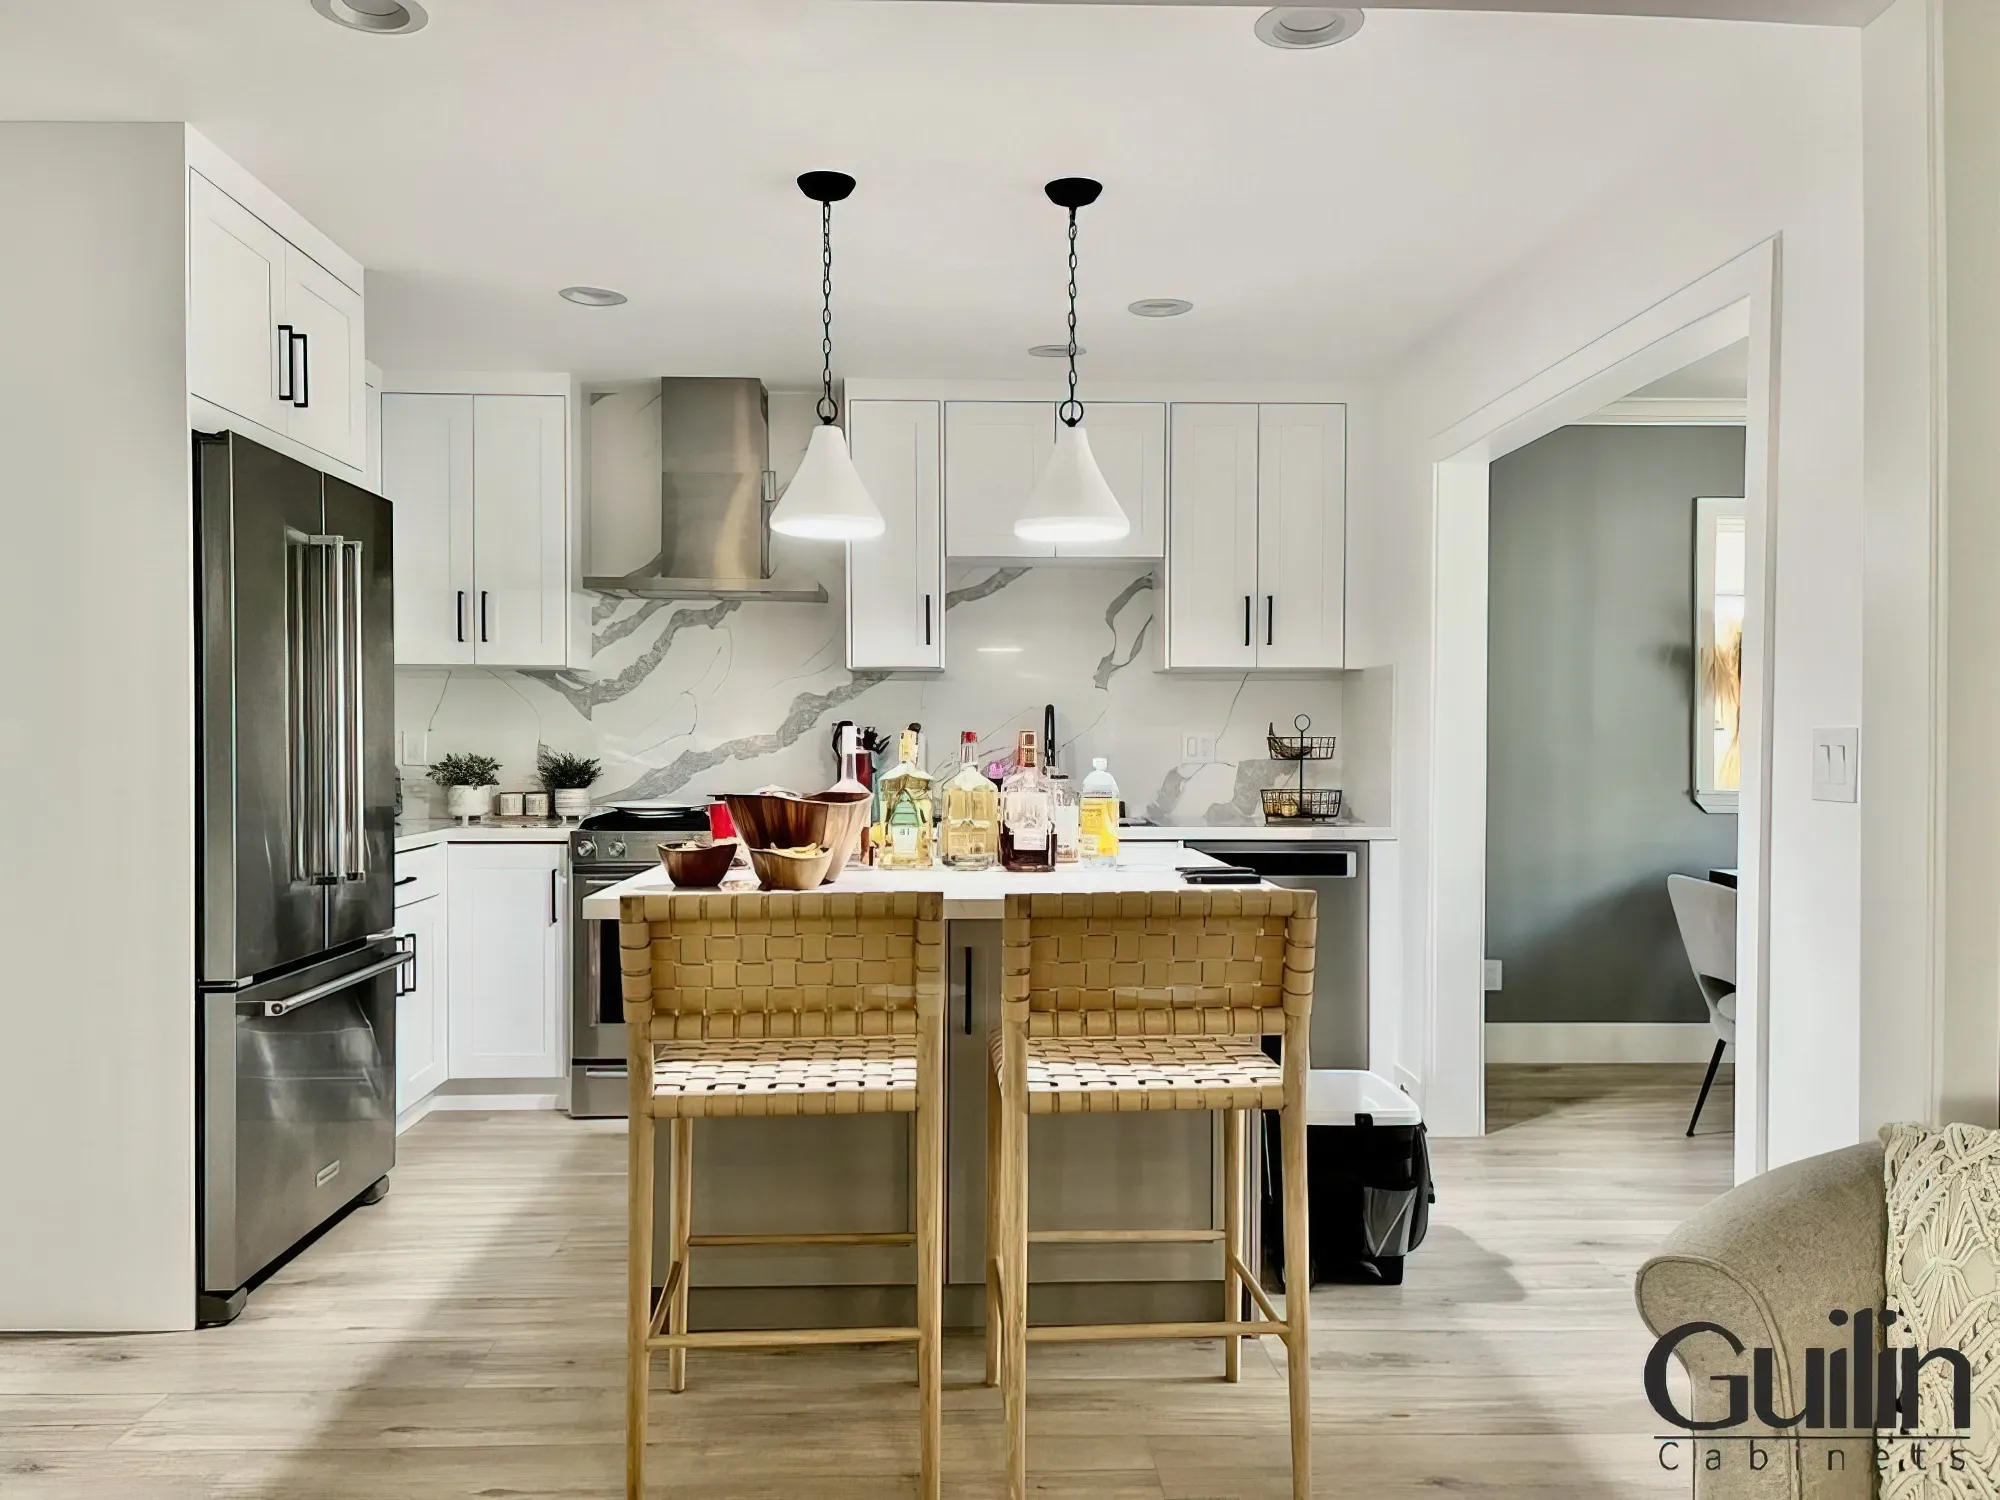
1483;959;1503;992
1182;733;1217;765
399;731;430;767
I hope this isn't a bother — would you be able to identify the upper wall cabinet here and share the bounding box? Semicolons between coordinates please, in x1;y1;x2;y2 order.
846;400;944;671
383;391;569;669
187;171;365;474
942;401;1164;562
1164;403;1346;670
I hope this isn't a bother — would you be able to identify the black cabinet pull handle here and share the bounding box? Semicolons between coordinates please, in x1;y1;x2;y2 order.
963;947;974;1036
1266;595;1274;647
924;593;933;647
549;868;559;926
1243;595;1252;647
394;875;418;887
276;324;295;402
292;332;309;409
480;591;490;643
456;590;467;643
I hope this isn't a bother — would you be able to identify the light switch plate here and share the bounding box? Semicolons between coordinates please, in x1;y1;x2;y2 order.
1811;727;1859;803
1182;733;1217;765
1483;959;1503;992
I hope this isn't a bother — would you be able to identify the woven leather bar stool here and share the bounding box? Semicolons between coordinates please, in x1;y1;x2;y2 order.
984;889;1316;1500
617;890;947;1500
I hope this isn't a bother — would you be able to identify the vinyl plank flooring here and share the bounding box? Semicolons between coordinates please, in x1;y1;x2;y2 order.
0;1068;1731;1497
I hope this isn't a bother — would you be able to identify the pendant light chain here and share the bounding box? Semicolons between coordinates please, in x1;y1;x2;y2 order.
1060;207;1084;428
817;198;838;425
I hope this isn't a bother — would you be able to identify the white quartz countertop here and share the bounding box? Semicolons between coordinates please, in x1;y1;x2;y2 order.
581;841;1251;921
1117;824;1394;843
395;819;574;854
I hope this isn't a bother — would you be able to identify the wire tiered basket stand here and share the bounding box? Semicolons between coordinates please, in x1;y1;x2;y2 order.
1262;713;1343;823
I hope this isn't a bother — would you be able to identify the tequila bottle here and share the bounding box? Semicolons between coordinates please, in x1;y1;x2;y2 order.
999;730;1057;873
876;726;935;869
941;730;1000;870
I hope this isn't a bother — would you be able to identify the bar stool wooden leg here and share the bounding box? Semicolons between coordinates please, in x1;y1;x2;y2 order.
984;1061;1002;1389
1280;1067;1313;1498
626;1097;655;1500
1002;1060;1029;1500
1223;1107;1245;1383
667;1119;694;1395
916;1034;944;1499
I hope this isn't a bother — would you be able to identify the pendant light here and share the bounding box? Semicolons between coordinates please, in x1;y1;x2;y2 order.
1015;176;1130;544
769;171;886;542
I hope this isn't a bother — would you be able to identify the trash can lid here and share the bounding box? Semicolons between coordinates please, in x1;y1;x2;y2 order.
1303;1070;1423;1128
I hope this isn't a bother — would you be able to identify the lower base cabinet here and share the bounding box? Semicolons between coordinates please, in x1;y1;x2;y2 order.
445;843;566;1080
393;891;448;1114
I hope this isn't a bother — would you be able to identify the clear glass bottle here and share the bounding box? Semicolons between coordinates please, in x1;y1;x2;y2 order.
999;730;1057;873
1049;770;1081;864
876;726;935;869
941;731;1000;870
1079;756;1121;867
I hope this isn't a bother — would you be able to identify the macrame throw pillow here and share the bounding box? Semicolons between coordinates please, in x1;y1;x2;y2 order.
1880;1122;2000;1498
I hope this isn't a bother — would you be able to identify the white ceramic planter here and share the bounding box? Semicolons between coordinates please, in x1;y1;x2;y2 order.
446;784;495;823
552;788;592;822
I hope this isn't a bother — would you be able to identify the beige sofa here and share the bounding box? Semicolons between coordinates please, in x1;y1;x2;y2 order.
1634;1141;1887;1500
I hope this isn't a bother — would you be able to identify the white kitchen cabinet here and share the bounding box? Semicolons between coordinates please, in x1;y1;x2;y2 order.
1164;402;1346;670
446;844;565;1080
382;392;568;668
1166;404;1261;669
846;400;944;671
944;402;1054;560
1058;402;1167;561
186;170;366;474
393;890;449;1115
383;393;475;665
941;401;1165;562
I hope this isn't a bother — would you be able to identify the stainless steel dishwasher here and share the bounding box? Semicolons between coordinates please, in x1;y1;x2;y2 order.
1185;840;1369;1068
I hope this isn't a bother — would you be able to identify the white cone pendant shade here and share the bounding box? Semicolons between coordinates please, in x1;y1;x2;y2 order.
1015;421;1130;543
770;423;886;541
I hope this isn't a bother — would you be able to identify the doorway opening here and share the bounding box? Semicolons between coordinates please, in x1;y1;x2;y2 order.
1426;242;1777;1184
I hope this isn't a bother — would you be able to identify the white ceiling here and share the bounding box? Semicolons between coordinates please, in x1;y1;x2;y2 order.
0;2;1857;384
898;1;1894;22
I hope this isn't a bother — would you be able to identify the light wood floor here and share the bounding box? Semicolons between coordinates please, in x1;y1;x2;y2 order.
0;1064;1732;1498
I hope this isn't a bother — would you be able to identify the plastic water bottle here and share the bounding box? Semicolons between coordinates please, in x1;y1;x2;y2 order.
1079;757;1121;867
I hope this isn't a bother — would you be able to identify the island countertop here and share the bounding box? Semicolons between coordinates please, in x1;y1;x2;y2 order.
581;840;1243;921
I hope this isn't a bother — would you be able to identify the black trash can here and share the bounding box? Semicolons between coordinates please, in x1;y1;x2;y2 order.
1261;1070;1432;1286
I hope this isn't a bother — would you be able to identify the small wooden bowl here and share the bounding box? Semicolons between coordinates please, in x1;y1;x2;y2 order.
724;790;871;884
661;842;735;888
747;845;837;891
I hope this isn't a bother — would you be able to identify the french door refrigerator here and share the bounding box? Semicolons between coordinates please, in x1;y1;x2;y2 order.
195;431;399;1325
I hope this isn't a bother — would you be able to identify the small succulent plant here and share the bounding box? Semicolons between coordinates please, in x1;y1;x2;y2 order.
537;748;603;792
427;752;501;789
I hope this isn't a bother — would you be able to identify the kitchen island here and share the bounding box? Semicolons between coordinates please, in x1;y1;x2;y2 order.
584;846;1269;1332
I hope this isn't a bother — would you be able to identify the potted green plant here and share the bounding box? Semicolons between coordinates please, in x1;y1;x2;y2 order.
429;752;501;823
539;748;603;822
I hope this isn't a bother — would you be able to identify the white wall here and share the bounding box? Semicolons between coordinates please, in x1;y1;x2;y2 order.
0;125;196;1330
1362;26;1865;1166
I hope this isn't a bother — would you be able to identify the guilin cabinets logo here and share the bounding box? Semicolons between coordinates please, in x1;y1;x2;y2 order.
1645;1309;1974;1480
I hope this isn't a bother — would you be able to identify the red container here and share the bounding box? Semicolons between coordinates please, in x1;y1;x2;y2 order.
707;801;736;842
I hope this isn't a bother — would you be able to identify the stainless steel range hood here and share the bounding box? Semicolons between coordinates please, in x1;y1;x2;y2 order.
583;377;829;604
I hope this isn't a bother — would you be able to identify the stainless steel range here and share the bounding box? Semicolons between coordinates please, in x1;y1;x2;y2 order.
569;805;714;1117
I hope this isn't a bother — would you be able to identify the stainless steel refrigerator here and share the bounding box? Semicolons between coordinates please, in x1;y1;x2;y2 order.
195;430;399;1326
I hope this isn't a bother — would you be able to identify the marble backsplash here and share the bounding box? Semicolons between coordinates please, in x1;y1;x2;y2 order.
395;562;1358;826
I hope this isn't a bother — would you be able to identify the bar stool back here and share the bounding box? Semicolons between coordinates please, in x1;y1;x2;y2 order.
618;889;946;1500
988;889;1316;1500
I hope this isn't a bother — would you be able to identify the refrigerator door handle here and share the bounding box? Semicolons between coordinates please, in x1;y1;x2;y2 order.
341;538;367;880
257;949;409;1018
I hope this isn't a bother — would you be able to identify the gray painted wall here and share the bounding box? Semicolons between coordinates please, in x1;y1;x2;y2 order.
1485;424;1745;1025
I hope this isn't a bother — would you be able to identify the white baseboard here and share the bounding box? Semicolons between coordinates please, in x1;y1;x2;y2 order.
426;1092;562;1113
1484;1022;1724;1065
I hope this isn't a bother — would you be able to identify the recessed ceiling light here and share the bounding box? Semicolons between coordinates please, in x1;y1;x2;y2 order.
1128;298;1193;319
560;286;628;307
311;0;428;35
1029;343;1085;358
976;645;1025;654
1254;7;1364;50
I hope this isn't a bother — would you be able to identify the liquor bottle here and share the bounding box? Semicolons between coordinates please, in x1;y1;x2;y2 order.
827;722;871;867
1079;756;1121;867
941;730;1000;870
1049;770;1081;864
999;730;1057;873
876;726;935;869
